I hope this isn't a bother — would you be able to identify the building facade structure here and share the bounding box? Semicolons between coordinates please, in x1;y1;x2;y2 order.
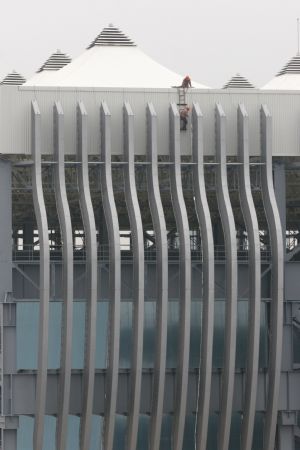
0;25;299;450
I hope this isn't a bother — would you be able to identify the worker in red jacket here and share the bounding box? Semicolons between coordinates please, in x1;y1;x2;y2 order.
181;75;192;88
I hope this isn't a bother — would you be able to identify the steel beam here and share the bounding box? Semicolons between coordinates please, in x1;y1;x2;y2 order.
31;100;50;450
100;101;121;450
54;102;74;450
169;103;191;450
215;103;238;450
77;102;98;450
260;105;284;450
123;102;144;450
192;103;215;450
237;104;261;450
146;103;168;450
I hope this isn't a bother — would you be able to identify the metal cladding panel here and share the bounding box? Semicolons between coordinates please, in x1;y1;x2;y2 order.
31;100;50;450
1;87;300;155
191;103;215;450
169;103;191;450
100;101;121;450
215;103;238;450
146;103;168;450
53;102;74;450
76;101;98;450
123;102;145;450
237;104;261;450
260;105;284;450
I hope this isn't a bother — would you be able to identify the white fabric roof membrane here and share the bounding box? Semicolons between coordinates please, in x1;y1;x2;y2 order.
262;54;300;90
24;26;210;89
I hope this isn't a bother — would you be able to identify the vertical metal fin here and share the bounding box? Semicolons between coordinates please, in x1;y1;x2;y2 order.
146;103;168;450
169;103;191;450
77;101;98;450
31;100;50;450
215;103;238;450
260;105;284;450
54;101;74;450
238;104;261;450
192;103;215;450
123;102;144;450
100;101;121;450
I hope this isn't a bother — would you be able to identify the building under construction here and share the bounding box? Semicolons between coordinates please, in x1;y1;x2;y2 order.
0;25;300;450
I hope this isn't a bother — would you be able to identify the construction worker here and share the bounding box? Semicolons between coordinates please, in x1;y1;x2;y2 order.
181;75;192;89
180;107;190;131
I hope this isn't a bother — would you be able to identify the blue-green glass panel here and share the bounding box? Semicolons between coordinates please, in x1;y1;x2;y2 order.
17;416;34;450
89;415;102;450
137;415;150;450
160;415;172;450
229;413;241;450
17;303;38;369
71;302;85;369
42;416;56;450
119;302;132;368
66;415;80;450
143;303;156;368
113;415;127;450
190;302;202;368
166;302;179;368
207;413;218;450
96;303;109;369
48;303;62;368
183;414;195;449
252;412;264;450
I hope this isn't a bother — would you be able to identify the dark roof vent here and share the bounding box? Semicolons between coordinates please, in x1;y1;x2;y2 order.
277;54;300;76
223;73;254;89
88;25;136;48
0;71;26;85
38;50;71;73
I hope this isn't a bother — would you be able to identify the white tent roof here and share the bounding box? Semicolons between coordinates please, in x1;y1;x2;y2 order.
24;26;210;89
262;54;300;90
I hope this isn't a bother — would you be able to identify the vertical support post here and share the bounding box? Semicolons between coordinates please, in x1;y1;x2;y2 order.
237;104;261;450
123;102;144;450
273;161;286;255
192;103;215;450
31;100;50;450
0;160;18;450
77;102;98;450
215;103;238;450
54;101;74;450
146;103;168;450
169;102;191;450
260;105;284;450
100;101;121;450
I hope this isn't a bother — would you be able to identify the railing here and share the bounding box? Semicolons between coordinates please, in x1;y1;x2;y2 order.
12;244;272;263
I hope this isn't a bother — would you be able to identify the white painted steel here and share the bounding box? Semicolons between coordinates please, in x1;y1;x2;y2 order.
192;103;215;450
260;105;284;450
77;102;98;450
53;101;74;450
215;103;238;450
169;102;191;450
123;102;145;450
146;103;168;450
31;100;50;450
238;104;261;450
100;101;121;450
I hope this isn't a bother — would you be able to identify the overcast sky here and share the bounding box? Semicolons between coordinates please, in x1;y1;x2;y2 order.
0;0;299;88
